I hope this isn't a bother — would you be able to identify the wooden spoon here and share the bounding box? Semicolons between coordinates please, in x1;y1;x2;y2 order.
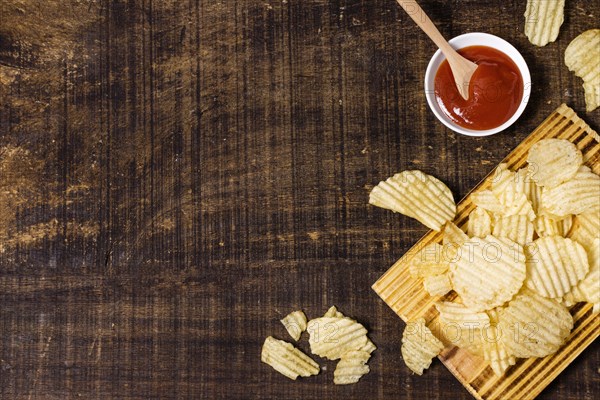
396;0;478;100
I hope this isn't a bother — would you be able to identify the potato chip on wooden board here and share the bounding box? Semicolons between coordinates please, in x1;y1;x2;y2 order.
563;237;600;313
436;301;490;326
450;235;526;312
423;273;453;297
534;214;572;238
369;170;456;231
498;290;573;358
565;29;600;112
541;166;600;216
280;310;307;341
525;236;589;299
569;208;600;250
408;242;449;278
471;190;505;214
524;0;565;46
481;325;517;377
527;139;582;188
492;215;534;246
435;301;491;354
261;336;320;380
467;207;492;238
401;318;445;375
443;221;469;260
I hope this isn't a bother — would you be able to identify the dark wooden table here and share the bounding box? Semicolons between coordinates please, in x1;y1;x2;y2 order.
0;0;598;399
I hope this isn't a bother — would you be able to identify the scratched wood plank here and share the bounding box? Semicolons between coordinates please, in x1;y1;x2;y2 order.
0;0;598;399
372;104;600;400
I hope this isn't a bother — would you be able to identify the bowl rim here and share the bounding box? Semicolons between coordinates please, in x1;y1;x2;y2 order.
424;32;532;137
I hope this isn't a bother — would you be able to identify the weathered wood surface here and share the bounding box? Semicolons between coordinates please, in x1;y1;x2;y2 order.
0;1;598;399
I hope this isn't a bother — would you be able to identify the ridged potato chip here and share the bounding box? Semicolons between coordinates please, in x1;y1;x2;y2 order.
565;29;600;112
563;238;600;312
524;0;565;46
280;310;307;341
528;176;543;213
307;317;368;360
498;290;573;358
401;318;445;375
361;338;377;354
493;215;534;246
569;209;600;250
481;325;517;377
471;190;505;214
333;350;371;385
435;302;490;356
473;188;535;221
436;301;491;325
525;236;589;298
542;166;600;217
467;207;492;238
369;170;456;231
261;336;320;380
489;164;513;195
423;273;453;297
527;139;582;188
408;243;449;278
323;305;345;318
534;215;573;238
491;165;535;201
451;235;526;311
443;222;469;260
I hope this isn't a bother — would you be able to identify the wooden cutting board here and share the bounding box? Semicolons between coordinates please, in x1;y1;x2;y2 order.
372;104;600;400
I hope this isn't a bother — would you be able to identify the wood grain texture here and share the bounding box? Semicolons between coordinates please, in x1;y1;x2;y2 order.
372;104;600;400
0;1;598;399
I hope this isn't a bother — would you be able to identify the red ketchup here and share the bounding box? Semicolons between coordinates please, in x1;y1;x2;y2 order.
434;46;524;131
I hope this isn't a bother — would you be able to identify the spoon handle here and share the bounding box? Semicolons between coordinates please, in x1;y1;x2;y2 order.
396;0;459;60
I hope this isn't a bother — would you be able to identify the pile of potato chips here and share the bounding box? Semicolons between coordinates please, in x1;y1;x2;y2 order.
261;306;376;384
370;138;600;376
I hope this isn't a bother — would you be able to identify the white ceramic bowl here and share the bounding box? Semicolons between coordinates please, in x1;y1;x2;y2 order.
424;32;531;137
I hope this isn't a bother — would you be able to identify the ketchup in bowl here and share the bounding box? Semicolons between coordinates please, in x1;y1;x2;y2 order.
434;46;524;131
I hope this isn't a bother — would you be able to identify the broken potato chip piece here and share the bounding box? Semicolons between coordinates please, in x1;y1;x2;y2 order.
565;29;600;112
261;336;320;380
524;0;565;46
401;318;445;375
443;221;469;260
280;310;308;341
423;273;453;297
307;317;369;360
333;350;371;385
369;170;456;231
264;307;375;384
467;207;492;238
408;243;449;278
323;305;345;318
534;214;572;238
